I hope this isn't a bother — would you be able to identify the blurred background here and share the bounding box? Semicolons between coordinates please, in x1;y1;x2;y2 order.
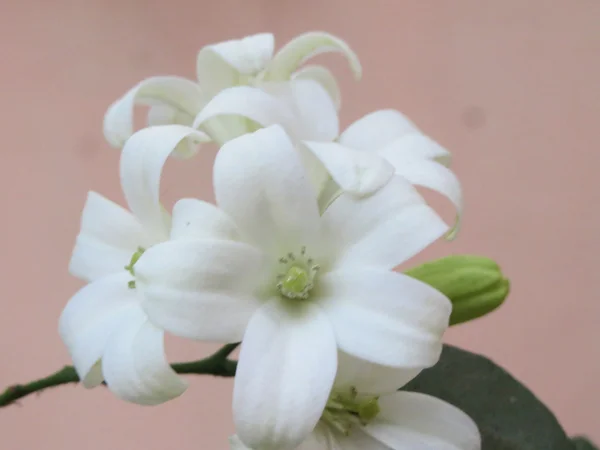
1;0;599;448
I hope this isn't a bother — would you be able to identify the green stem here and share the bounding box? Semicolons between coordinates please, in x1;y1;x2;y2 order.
0;343;239;408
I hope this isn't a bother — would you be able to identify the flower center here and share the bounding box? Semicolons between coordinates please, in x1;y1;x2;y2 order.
276;246;320;300
124;246;145;289
321;386;380;436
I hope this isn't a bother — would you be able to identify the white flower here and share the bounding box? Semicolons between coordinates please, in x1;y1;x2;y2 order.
103;31;360;150
133;125;452;448
229;353;481;450
197;93;463;236
59;125;209;404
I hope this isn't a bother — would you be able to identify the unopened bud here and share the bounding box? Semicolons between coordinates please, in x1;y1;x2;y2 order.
405;255;510;326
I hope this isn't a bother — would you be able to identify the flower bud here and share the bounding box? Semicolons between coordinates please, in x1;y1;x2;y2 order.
405;255;510;325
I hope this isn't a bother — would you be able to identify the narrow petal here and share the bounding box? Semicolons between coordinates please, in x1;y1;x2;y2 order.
260;79;339;141
196;33;274;96
103;77;204;148
363;392;481;450
384;157;463;239
233;299;337;450
136;239;263;342
322;176;448;269
339;109;419;152
266;31;362;81
192;86;296;142
335;351;421;395
213;126;322;254
58;272;138;387
120;125;210;238
378;133;453;166
147;105;199;157
102;306;188;405
302;141;394;196
69;192;154;282
292;65;342;110
170;198;240;241
318;268;451;368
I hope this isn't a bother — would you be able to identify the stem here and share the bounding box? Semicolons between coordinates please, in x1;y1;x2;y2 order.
0;343;239;408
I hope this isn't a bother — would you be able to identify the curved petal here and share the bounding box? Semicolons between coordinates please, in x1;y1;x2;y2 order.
147;105;199;157
292;65;342;111
69;192;154;282
170;198;240;241
102;306;187;405
363;391;481;450
213;126;322;254
382;157;463;239
339;109;419;152
260;79;339;141
379;133;452;167
318;268;451;368
192;86;296;142
103;77;204;148
120;125;210;238
322;176;448;269
58;272;138;387
303;141;394;197
196;33;274;96
335;351;421;395
136;239;263;342
233;299;337;450
266;31;362;81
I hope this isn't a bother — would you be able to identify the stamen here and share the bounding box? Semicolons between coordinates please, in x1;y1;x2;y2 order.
321;386;381;435
275;246;320;300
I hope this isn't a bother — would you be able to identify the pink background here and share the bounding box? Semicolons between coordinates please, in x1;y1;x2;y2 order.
1;1;598;448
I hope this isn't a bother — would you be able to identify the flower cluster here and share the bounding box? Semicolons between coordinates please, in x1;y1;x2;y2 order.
59;32;479;449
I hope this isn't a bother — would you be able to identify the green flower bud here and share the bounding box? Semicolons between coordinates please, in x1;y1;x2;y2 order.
405;255;510;326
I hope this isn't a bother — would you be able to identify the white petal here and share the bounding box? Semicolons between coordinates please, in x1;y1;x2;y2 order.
196;33;274;96
339;109;419;152
260;79;339;141
382;156;463;239
229;435;250;450
102;306;188;405
323;176;448;269
136;239;262;342
192;86;296;142
170;198;240;241
296;424;336;450
378;133;452;166
335;351;421;395
319;268;451;368
69;192;155;282
147;105;199;157
58;272;138;387
331;429;390;450
292;65;342;111
363;391;481;450
233;299;337;450
120;125;210;237
104;77;204;148
266;31;362;81
213;126;322;254
302;141;394;196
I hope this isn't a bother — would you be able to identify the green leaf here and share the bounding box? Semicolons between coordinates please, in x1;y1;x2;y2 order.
403;345;592;449
572;437;599;450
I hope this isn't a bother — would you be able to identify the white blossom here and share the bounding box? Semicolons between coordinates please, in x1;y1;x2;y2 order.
132;125;452;448
103;32;360;150
58;126;209;404
230;353;481;450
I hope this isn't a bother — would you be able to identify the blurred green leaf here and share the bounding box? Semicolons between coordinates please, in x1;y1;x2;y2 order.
403;345;594;449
